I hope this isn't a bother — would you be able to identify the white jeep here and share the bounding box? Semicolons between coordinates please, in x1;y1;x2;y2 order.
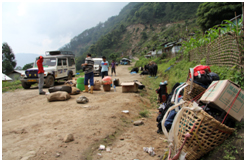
20;51;76;89
92;58;103;76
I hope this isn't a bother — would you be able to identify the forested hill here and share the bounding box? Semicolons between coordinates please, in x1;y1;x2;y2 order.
59;2;139;56
60;2;202;70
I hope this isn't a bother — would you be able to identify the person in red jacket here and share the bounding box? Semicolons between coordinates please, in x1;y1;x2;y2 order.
37;56;45;95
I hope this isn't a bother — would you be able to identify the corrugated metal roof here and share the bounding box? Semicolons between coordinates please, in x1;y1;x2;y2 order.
14;70;25;74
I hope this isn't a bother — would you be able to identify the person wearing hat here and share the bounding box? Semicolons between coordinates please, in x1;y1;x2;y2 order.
156;81;168;103
37;56;46;95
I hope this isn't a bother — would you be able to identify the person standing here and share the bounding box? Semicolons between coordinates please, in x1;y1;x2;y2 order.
81;53;94;94
101;56;109;79
111;60;116;76
37;56;46;95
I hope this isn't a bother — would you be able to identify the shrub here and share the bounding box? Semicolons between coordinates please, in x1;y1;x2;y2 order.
139;109;149;117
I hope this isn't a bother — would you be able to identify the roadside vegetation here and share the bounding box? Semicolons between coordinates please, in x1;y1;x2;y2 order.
2;80;23;92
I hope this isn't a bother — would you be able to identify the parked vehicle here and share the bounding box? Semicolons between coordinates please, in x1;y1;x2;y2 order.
92;58;103;76
120;58;131;65
20;51;76;89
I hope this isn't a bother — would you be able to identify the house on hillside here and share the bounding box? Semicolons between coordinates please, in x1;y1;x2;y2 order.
8;70;25;81
161;41;182;55
120;58;131;65
145;53;152;58
2;73;12;82
144;49;162;58
152;49;162;56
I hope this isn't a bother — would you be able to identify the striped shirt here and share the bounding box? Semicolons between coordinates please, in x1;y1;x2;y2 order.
84;57;94;74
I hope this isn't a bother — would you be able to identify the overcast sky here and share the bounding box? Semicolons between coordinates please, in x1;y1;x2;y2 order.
2;2;129;55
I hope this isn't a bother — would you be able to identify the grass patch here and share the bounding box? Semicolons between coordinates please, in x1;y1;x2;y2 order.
128;67;133;71
2;80;23;92
139;109;150;118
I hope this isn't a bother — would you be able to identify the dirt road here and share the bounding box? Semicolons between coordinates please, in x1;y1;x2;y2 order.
2;64;168;160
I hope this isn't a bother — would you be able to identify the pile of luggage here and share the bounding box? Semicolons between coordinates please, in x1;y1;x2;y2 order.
46;78;88;103
155;65;244;160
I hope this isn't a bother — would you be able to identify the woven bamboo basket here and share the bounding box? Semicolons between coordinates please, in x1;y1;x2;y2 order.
177;108;235;159
183;68;207;101
183;79;206;101
165;102;235;160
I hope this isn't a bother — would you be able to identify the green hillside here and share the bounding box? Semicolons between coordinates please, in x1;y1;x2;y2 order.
59;2;242;71
60;2;202;70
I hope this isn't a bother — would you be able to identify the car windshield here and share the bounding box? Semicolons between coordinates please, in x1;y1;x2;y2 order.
34;58;56;67
93;60;102;65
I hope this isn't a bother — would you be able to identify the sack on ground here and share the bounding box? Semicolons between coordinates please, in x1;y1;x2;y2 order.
71;87;80;95
94;80;101;90
64;79;77;87
48;86;72;94
47;91;71;102
76;96;89;104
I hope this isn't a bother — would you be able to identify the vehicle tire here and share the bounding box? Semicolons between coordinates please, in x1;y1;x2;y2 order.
21;82;31;89
45;75;55;88
67;72;73;80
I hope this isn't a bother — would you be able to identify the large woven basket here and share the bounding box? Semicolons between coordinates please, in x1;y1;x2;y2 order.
177;107;235;160
162;101;235;160
183;79;206;101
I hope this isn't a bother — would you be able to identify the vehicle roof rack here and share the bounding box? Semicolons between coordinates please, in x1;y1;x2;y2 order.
45;51;75;56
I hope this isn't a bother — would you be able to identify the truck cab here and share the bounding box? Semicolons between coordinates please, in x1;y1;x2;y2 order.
20;51;76;89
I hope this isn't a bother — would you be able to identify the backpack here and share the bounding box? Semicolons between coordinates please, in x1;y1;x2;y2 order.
192;65;212;86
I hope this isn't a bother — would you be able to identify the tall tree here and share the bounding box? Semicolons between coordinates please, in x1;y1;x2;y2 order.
22;63;33;70
2;43;17;74
196;2;242;32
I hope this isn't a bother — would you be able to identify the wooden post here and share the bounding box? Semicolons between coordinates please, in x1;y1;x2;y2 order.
206;44;209;65
235;12;238;36
242;2;244;28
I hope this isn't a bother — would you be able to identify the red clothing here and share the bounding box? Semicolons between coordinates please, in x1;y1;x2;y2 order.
37;56;44;74
190;65;211;78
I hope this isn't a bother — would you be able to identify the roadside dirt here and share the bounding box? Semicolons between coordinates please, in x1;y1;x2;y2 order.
2;64;168;160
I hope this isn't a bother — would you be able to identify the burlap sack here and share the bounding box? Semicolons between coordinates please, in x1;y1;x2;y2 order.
76;96;89;104
47;91;71;102
64;79;77;87
71;87;80;95
94;80;101;90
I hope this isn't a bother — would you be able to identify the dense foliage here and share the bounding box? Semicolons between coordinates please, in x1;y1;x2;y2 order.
181;16;244;56
22;63;34;70
126;2;201;24
196;2;242;32
2;43;17;74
